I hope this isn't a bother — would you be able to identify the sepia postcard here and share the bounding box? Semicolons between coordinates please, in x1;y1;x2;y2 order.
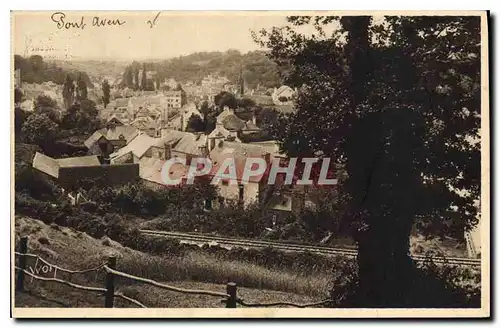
10;10;490;318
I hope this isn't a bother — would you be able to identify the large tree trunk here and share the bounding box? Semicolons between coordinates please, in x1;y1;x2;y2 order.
354;214;415;307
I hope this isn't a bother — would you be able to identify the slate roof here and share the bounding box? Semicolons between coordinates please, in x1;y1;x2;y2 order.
110;98;129;108
214;141;275;157
130;117;158;130
243;120;259;131
110;133;157;160
222;115;246;131
140;158;187;186
207;151;269;184
56;155;101;167
106;115;125;126
32;152;59;178
32;152;101;179
172;132;207;156
84;126;139;148
266;194;293;212
84;131;106;149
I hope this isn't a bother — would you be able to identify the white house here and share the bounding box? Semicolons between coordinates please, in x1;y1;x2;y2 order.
271;85;296;105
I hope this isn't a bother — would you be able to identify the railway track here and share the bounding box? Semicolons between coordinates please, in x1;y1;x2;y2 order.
140;229;481;267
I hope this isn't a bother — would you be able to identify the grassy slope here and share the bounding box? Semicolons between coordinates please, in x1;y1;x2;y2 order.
14;216;327;308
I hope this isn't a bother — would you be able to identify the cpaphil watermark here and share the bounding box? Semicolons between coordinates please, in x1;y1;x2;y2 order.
160;157;338;186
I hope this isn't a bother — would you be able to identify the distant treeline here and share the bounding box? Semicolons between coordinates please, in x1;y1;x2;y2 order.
14;55;93;88
121;50;286;90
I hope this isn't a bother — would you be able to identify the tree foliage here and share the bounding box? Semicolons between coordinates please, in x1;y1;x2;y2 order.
185;113;205;132
14;55;92;87
102;79;111;108
76;73;88;101
33;95;60;124
15;88;24;104
215;91;237;109
62;74;75;110
119;50;283;90
21;113;59;151
256;15;481;307
62;99;102;133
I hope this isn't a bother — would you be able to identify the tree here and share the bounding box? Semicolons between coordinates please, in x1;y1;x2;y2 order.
62;74;75;109
76;74;88;101
14;88;24;104
134;68;140;90
124;68;134;88
236;97;256;109
102;79;110;108
62;99;101;133
141;63;147;91
256;16;480;307
34;95;60;124
214;91;237;109
257;107;278;128
21;113;59;151
15;107;30;139
28;55;44;72
199;101;211;122
185;114;205;132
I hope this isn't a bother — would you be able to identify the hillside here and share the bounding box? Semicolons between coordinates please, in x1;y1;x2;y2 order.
14;55;93;88
14;216;326;308
51;59;130;82
122;50;285;90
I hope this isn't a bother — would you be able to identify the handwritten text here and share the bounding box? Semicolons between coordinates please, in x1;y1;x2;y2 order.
51;12;126;30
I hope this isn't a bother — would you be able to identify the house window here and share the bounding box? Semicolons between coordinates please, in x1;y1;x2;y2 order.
222;180;228;186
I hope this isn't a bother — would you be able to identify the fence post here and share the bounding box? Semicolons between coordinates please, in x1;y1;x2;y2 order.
105;256;116;308
226;282;237;308
16;236;28;292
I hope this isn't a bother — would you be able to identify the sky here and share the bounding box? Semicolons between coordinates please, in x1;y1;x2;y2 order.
12;11;300;61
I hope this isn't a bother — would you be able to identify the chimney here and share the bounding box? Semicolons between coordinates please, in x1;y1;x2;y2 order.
198;145;209;157
164;143;172;160
264;153;271;164
209;138;216;151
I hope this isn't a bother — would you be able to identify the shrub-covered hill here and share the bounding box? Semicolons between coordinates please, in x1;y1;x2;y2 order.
14;55;92;87
121;50;285;90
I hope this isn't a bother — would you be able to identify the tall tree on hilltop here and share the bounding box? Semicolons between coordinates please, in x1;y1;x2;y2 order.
199;100;211;123
62;74;75;110
124;67;134;88
102;79;110;108
76;73;88;101
141;63;147;91
134;68;140;90
255;16;481;307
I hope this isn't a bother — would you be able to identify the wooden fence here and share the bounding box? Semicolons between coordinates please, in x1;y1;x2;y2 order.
14;236;331;308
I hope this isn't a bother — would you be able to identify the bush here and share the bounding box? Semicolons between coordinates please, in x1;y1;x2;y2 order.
327;257;481;308
86;181;216;217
